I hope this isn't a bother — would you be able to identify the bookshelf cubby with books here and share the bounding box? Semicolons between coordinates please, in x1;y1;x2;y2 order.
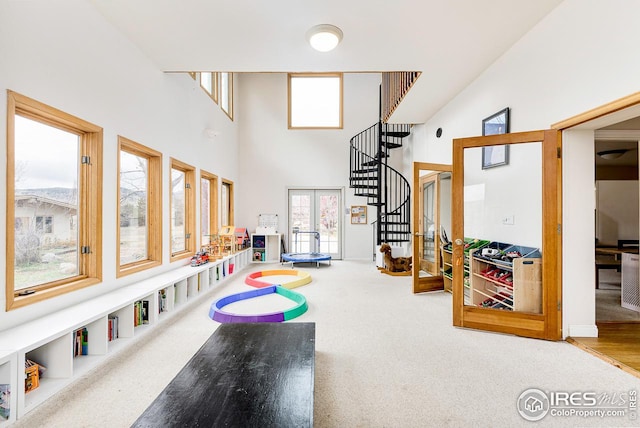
0;248;250;424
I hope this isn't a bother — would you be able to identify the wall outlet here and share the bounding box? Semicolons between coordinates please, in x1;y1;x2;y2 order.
502;215;515;225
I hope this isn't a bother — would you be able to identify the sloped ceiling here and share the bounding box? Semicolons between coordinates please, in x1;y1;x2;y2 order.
89;0;563;124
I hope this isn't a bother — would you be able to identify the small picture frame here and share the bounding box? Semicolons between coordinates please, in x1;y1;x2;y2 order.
350;206;367;224
481;107;510;169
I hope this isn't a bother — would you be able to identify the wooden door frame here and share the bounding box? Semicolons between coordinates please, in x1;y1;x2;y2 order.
451;130;562;340
551;92;640;340
412;162;452;293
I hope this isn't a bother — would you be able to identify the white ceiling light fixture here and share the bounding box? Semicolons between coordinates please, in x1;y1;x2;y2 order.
597;149;628;160
307;24;343;52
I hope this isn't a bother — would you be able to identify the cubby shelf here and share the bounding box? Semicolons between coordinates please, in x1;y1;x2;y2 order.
251;233;281;263
469;248;542;313
0;248;251;424
0;350;16;426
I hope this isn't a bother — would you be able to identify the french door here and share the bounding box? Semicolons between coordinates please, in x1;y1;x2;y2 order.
412;163;452;293
451;130;561;340
287;189;342;259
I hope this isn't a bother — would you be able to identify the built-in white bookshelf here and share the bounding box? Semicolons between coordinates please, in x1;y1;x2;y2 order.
0;350;16;426
251;233;281;263
0;249;250;424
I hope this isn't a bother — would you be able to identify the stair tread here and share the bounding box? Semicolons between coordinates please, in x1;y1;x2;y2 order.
350;177;377;181
382;141;402;149
382;130;410;138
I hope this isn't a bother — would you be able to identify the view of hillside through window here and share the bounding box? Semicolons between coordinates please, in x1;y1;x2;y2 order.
171;168;186;254
119;150;148;265
13;116;80;290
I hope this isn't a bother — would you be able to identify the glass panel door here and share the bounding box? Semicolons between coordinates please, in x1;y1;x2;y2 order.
412;163;452;294
288;189;342;259
423;178;436;271
451;130;561;340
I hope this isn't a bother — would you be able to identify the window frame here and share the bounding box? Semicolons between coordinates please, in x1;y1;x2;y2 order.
221;179;234;227
200;170;219;246
200;72;219;104
219;72;234;121
169;158;196;262
6;90;103;310
288;72;344;129
116;136;163;277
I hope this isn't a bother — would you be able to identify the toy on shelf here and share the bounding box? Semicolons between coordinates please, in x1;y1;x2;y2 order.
219;225;237;255
235;227;250;249
190;249;209;267
203;234;221;260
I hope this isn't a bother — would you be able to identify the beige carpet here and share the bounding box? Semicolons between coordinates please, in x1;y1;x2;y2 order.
13;260;640;427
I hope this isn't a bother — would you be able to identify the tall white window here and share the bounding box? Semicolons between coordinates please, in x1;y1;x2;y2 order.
201;171;218;245
6;91;102;310
117;136;162;277
170;159;195;261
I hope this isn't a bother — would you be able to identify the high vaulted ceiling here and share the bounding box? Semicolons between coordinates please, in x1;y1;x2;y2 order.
89;0;563;124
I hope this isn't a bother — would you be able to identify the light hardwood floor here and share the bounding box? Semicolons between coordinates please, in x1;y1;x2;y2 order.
568;322;640;379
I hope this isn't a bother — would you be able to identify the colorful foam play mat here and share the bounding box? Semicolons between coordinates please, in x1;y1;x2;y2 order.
209;270;312;323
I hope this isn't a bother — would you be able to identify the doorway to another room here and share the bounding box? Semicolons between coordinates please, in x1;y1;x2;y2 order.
287;188;342;260
557;94;640;376
594;137;639;323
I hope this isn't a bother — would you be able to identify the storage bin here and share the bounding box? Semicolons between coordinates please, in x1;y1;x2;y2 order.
493;245;540;267
473;241;512;263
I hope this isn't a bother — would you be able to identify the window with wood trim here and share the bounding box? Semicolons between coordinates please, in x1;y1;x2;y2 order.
170;158;196;261
219;72;234;120
288;73;343;129
221;179;234;227
200;171;218;246
6;90;103;310
117;136;162;277
200;72;218;104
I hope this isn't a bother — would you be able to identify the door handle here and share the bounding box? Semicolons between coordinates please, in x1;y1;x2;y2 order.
414;232;421;237
455;238;464;245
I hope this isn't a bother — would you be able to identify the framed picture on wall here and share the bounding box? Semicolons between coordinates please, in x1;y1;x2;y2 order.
481;107;510;169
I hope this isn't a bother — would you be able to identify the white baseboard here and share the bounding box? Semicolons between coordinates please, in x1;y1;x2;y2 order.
567;324;599;338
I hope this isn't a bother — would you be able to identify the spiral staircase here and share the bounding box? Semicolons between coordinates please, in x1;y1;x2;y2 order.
349;120;411;247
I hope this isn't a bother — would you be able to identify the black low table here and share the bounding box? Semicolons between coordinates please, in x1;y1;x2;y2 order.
132;322;315;428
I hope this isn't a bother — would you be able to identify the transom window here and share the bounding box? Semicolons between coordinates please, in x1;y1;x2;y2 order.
200;72;218;104
220;72;233;120
6;91;102;310
117;136;162;277
288;73;343;129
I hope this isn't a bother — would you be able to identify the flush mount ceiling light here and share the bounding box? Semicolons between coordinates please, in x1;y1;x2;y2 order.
597;149;628;160
307;24;343;52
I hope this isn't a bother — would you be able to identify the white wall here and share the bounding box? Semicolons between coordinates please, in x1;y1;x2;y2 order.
596;181;639;246
0;0;240;330
236;73;381;260
410;0;640;337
